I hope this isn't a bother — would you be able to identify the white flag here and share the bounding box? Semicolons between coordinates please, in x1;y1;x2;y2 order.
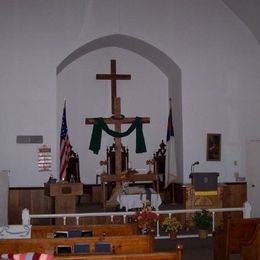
165;106;177;188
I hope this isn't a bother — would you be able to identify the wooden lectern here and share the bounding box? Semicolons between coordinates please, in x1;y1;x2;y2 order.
184;172;224;227
44;182;83;224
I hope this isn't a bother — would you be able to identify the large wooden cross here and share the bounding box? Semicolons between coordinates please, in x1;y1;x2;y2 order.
85;60;150;176
96;59;131;114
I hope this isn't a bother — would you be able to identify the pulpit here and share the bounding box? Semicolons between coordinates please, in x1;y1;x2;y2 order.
184;172;224;227
44;182;83;224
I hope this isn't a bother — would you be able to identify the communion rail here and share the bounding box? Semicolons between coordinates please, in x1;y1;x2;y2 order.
23;202;251;240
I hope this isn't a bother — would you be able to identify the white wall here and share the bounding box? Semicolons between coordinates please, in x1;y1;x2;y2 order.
0;0;260;186
0;171;9;225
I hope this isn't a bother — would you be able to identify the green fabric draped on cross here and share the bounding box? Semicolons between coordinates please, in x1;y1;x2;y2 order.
89;117;147;154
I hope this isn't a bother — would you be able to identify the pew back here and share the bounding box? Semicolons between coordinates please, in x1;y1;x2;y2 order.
213;217;260;260
31;224;138;238
226;217;260;256
53;251;183;260
0;235;154;255
241;225;260;260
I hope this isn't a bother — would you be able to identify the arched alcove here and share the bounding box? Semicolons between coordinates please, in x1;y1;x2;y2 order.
57;34;183;182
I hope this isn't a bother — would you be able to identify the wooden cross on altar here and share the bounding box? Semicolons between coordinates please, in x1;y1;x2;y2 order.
85;60;150;176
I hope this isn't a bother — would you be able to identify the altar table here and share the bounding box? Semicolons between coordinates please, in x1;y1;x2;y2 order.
117;186;162;211
101;173;160;211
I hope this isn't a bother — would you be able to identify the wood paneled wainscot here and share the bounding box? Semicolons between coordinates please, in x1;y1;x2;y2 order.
222;182;247;219
8;187;52;225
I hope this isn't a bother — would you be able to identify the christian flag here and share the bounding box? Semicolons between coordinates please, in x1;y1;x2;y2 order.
59;101;71;181
165;105;177;188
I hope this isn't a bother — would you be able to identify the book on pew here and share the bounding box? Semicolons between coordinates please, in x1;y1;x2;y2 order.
55;245;72;254
68;229;82;237
54;231;68;238
95;242;111;253
74;243;90;253
81;230;93;237
54;230;93;238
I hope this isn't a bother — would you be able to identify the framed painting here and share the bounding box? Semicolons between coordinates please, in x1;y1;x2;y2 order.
206;133;221;161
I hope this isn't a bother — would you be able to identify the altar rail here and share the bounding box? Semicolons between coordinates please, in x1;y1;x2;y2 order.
23;202;251;239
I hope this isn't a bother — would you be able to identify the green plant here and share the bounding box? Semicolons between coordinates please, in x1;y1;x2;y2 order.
162;217;182;233
193;209;212;230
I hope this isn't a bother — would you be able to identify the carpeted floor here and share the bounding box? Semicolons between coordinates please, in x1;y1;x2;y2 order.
155;237;214;260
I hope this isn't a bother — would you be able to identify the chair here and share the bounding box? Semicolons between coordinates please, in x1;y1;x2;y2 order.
104;143;129;200
106;143;129;174
153;140;166;183
153;140;173;203
65;148;83;204
66;148;80;182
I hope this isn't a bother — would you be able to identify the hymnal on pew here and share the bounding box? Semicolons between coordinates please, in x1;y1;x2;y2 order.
54;231;68;238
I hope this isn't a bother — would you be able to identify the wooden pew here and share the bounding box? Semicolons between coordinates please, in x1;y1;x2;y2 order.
241;225;260;260
31;223;138;238
53;250;183;260
0;235;154;255
213;217;260;260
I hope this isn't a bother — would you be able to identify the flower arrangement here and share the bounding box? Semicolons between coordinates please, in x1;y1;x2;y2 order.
146;159;154;173
99;160;107;166
162;216;182;233
99;160;107;173
132;200;159;229
146;159;154;165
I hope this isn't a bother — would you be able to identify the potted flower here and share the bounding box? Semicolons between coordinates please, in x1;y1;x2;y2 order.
193;209;212;239
99;160;107;173
132;200;159;235
162;216;182;239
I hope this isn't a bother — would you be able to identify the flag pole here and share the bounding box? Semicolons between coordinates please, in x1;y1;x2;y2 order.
59;99;71;181
169;98;176;205
166;97;177;204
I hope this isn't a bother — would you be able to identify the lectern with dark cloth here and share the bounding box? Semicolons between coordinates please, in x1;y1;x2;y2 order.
189;172;219;195
184;172;224;227
44;182;83;224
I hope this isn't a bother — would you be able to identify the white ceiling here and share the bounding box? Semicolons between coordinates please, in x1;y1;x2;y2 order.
222;0;260;45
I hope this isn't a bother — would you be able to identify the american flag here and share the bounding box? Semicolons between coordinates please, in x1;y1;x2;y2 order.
59;101;71;181
165;102;177;188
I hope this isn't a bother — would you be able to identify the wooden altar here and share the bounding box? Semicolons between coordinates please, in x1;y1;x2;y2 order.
44;182;83;224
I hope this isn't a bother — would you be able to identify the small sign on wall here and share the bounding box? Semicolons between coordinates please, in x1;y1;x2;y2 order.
38;145;52;172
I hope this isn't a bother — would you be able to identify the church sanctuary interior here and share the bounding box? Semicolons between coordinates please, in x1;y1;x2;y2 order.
1;1;260;260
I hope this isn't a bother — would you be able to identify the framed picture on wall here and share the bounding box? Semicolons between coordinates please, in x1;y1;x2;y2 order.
206;133;221;161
